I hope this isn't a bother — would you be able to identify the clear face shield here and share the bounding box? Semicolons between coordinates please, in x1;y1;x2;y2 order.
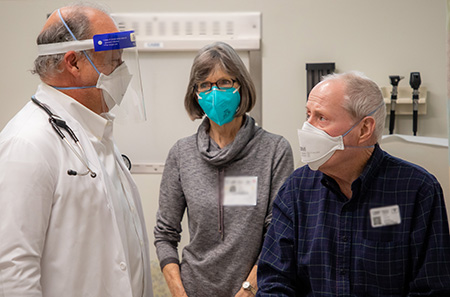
37;30;146;124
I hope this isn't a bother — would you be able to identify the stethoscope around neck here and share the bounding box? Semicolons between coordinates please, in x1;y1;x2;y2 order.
31;96;97;178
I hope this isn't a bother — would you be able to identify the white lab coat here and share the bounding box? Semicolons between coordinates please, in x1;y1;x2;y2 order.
0;84;153;297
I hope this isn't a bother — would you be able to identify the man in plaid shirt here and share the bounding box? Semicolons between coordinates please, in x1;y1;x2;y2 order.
257;71;450;296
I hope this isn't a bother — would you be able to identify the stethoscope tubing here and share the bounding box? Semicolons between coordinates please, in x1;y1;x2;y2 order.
31;96;97;178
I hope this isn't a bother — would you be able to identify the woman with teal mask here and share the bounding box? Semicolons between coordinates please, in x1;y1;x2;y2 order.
154;42;294;297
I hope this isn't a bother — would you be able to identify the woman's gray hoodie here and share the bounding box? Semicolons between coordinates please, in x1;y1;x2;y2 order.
154;116;294;296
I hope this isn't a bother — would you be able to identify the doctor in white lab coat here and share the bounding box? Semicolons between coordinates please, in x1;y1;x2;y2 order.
0;3;153;297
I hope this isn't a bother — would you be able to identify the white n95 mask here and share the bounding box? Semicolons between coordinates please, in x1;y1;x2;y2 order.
297;122;347;171
96;62;133;111
297;103;384;171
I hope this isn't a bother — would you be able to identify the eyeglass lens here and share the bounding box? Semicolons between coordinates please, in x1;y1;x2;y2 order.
198;79;234;92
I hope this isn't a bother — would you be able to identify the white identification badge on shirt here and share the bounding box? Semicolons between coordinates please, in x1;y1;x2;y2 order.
223;176;258;206
370;205;401;228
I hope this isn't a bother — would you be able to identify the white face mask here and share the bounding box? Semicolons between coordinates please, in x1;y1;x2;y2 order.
298;122;359;170
96;62;133;110
297;103;384;171
297;122;348;170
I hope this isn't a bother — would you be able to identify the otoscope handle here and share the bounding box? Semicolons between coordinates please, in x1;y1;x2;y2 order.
389;94;397;134
412;90;419;136
389;110;396;134
413;110;418;136
409;71;421;136
388;77;402;135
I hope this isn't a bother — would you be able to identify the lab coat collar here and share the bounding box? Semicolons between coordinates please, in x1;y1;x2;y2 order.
35;83;111;141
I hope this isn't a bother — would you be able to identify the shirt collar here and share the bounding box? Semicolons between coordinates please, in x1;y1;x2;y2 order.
322;143;384;198
356;143;384;190
37;83;112;141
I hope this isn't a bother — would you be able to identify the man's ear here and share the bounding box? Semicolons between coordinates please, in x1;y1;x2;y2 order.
63;51;80;76
358;116;376;144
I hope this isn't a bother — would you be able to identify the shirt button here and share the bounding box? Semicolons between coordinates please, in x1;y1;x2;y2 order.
120;262;127;271
342;236;348;242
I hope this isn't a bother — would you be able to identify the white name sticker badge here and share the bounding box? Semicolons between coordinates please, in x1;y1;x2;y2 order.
370;205;401;228
223;176;258;206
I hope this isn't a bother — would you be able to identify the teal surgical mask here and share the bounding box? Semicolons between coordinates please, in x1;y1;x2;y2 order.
197;86;241;126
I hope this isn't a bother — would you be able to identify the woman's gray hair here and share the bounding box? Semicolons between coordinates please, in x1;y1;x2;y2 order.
184;41;256;120
32;2;110;80
321;71;386;141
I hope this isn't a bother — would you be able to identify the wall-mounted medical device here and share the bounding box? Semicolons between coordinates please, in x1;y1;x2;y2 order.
381;86;427;115
409;72;421;136
382;72;427;137
388;75;404;134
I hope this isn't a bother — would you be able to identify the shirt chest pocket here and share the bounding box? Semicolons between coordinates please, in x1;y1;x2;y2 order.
353;238;408;296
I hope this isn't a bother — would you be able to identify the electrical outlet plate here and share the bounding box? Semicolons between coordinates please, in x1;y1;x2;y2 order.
111;12;261;51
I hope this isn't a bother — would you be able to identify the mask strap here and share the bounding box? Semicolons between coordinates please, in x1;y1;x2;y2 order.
367;102;385;116
342;102;385;137
51;9;100;91
344;119;375;149
344;102;384;148
54;86;96;90
57;9;101;76
58;9;77;40
342;118;363;137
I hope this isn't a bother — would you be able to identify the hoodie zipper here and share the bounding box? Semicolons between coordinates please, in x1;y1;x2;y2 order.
218;168;225;240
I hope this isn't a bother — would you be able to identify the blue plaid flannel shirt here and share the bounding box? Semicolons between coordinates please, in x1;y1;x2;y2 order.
257;144;450;296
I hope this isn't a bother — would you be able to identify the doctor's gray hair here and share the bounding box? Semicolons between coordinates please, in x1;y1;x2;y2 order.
321;71;386;141
184;41;256;120
32;2;110;80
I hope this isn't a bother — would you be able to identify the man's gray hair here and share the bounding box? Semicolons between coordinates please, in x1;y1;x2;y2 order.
31;1;110;80
321;71;386;142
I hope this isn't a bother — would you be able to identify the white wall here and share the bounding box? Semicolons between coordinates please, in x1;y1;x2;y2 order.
1;0;448;293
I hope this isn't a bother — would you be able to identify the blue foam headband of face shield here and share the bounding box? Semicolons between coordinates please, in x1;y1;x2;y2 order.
37;8;136;56
37;30;136;56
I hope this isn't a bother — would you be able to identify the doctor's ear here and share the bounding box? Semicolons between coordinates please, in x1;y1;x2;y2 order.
63;51;81;75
